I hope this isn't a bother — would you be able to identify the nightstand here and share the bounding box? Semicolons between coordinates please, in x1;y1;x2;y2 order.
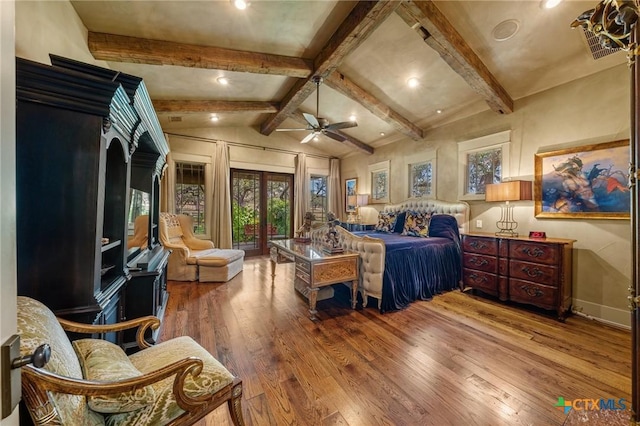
340;222;375;232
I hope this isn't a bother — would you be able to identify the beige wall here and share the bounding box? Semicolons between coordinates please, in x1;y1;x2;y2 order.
15;0;107;66
1;0;18;423
343;63;632;327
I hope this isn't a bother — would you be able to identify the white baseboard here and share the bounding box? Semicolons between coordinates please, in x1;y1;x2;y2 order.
572;298;630;329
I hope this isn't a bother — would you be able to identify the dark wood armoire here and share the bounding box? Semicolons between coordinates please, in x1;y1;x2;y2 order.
15;55;169;344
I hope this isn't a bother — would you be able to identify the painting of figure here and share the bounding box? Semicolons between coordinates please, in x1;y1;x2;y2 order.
534;140;630;219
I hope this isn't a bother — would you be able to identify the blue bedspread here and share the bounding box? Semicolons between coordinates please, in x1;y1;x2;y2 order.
353;214;462;312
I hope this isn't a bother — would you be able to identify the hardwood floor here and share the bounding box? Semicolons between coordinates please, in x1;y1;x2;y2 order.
158;256;631;426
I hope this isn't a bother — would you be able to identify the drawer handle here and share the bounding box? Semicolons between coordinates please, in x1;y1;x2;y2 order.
469;273;488;283
469;241;488;250
521;247;544;258
520;284;544;298
469;257;489;267
521;266;543;278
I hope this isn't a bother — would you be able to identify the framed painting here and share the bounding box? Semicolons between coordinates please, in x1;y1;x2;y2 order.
345;178;357;212
369;160;390;204
534;139;630;219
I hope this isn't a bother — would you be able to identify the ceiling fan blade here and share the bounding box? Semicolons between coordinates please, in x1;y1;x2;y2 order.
326;121;358;131
323;130;347;142
276;128;309;132
303;112;319;129
300;133;316;144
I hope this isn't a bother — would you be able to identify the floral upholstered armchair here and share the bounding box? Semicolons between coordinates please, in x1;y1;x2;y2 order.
16;296;245;425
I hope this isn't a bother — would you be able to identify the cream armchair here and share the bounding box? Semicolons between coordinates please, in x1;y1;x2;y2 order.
159;213;244;282
16;296;245;426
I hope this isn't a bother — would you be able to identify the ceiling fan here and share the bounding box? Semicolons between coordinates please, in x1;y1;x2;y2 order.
276;76;358;143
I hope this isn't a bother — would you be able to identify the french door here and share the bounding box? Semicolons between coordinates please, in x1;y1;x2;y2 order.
231;169;294;256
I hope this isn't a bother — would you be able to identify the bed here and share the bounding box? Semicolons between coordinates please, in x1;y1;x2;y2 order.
310;199;470;312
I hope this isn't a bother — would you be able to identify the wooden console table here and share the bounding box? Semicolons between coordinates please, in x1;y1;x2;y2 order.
270;239;359;320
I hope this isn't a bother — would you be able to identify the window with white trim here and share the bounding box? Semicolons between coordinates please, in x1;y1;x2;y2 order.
458;131;511;200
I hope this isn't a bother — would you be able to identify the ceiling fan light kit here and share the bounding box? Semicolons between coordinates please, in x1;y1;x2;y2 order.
276;75;358;144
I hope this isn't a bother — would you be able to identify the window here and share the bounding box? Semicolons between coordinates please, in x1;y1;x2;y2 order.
458;131;511;200
369;160;390;203
310;175;328;222
408;149;436;199
175;162;206;234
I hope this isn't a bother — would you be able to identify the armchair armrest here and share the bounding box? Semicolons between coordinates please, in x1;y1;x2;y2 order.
21;356;230;412
58;316;160;349
183;236;215;250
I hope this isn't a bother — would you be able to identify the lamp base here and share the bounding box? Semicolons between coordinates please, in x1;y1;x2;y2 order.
495;230;518;237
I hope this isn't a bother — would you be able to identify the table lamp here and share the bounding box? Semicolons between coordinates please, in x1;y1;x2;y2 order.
356;194;369;222
485;180;532;237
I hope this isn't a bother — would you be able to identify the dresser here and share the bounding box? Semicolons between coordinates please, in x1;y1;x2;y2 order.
462;233;575;320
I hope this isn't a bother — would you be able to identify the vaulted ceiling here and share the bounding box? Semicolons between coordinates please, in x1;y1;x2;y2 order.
70;0;625;157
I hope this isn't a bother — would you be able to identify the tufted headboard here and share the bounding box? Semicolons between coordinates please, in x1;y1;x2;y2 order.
382;199;470;235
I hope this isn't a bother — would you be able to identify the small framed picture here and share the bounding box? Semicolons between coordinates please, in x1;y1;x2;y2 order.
345;178;357;212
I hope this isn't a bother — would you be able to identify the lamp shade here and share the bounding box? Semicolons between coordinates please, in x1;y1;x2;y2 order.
356;194;369;206
485;180;532;202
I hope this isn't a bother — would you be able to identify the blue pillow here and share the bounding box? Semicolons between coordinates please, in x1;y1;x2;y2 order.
393;212;406;233
375;212;397;233
401;211;431;237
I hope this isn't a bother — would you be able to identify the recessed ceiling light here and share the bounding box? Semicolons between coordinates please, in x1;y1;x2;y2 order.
349;114;357;122
380;132;385;136
407;77;420;88
436;109;443;114
492;19;520;42
541;0;562;9
217;77;229;85
210;115;219;122
233;0;249;10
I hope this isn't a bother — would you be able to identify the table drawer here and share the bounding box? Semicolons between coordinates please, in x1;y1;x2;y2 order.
463;253;498;273
509;241;559;265
509;260;558;286
463;268;498;295
509;278;557;309
463;236;498;256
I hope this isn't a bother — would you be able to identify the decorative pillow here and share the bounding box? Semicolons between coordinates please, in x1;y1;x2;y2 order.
393;211;407;233
402;211;431;237
375;212;397;233
73;339;156;414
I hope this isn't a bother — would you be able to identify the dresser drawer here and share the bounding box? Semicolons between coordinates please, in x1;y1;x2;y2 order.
509;241;559;265
463;253;498;273
463;236;498;256
509;278;557;309
463;269;498;295
509;260;558;287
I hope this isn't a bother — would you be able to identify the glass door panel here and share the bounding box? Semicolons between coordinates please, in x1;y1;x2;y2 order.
231;169;293;256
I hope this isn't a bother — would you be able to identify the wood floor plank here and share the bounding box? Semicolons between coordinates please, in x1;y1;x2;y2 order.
158;256;633;425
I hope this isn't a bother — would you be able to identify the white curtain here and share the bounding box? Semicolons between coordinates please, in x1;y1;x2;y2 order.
294;153;308;232
160;152;175;213
212;141;232;248
328;158;342;220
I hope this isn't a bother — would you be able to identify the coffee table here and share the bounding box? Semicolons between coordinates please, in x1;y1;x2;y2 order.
270;239;359;320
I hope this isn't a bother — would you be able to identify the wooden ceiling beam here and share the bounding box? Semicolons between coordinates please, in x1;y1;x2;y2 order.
152;100;279;114
88;32;313;78
289;111;374;155
325;72;423;140
396;1;513;114
260;0;401;136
